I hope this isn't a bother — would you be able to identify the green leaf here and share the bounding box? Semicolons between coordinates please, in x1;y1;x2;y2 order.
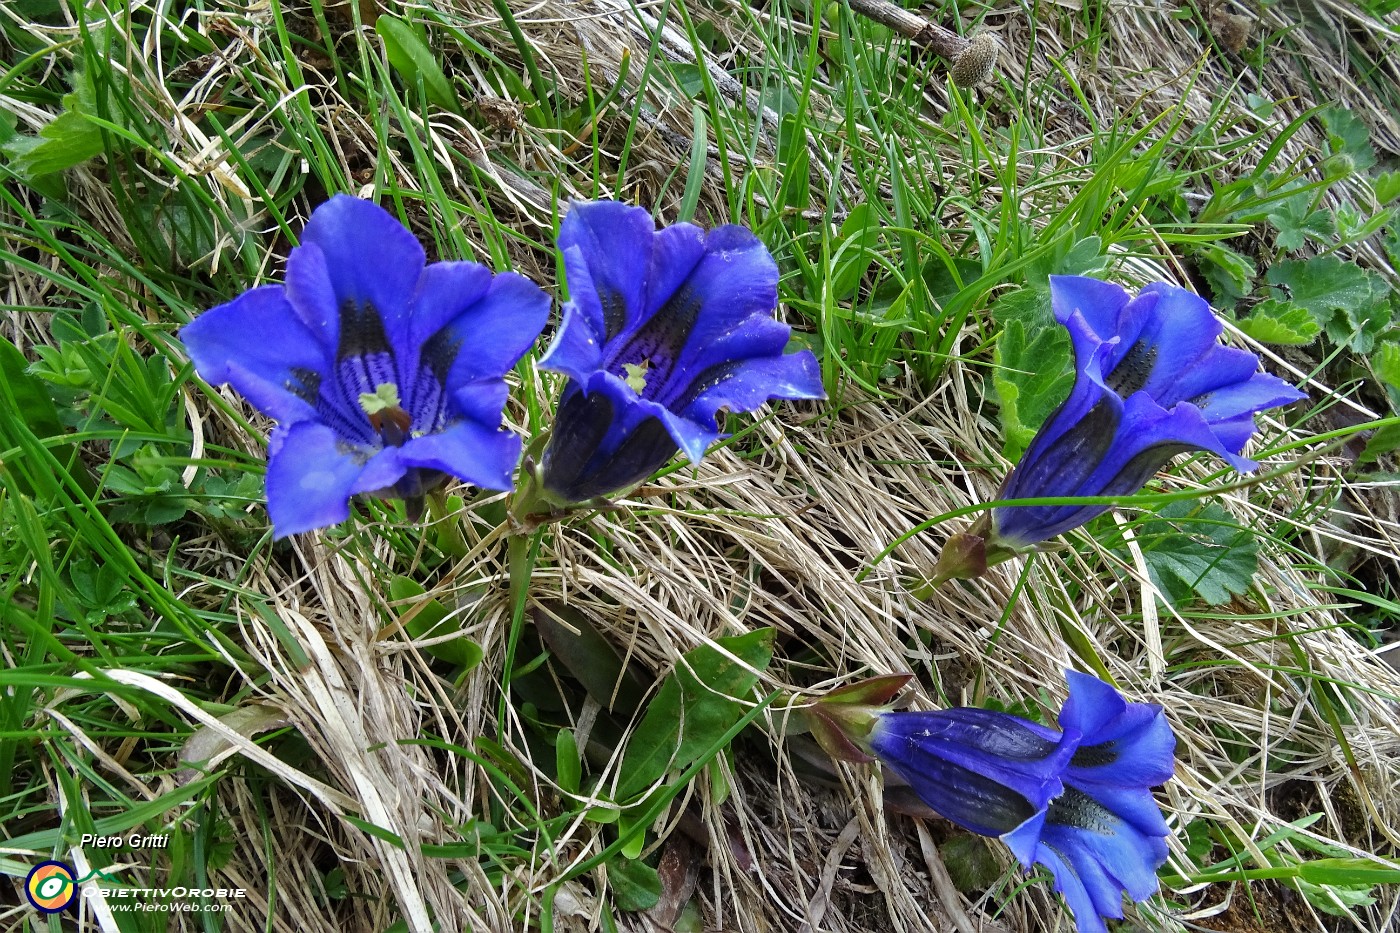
830;203;882;301
1298;858;1400;887
1235;300;1321;345
1266;192;1335;252
376;15;462;114
2;69;105;181
1025;235;1105;283
614;629;774;801
940;835;1003;892
1130;502;1260;606
1320;107;1377;174
1359;422;1400;465
535;603;646;713
1197;243;1256;305
666;63;706;99
0;336;88;497
1375;171;1400;206
608;855;662;911
1265;256;1389;353
387;576;483;670
991;287;1073;461
555;729;581;795
1373;341;1400;392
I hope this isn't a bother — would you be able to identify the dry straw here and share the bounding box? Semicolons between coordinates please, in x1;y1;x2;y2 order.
3;0;1399;929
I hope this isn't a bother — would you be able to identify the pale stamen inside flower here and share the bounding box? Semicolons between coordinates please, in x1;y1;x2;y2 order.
359;382;412;447
623;360;651;393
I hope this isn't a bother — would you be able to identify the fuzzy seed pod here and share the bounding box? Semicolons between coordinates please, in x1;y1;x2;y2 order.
950;33;999;87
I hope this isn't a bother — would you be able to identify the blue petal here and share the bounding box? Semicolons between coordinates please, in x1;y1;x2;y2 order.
644;221;708;317
1066;704;1176;791
556;200;658;347
1098;391;1249;478
539;373;680;502
181;286;327;423
1001;314;1119;504
404;265;548;433
283;195;426;355
670;349;825;449
869;709;1072;836
537;243;611;383
1050;275;1132;336
265;422;402;538
1045;787;1169;902
995;326;1123;546
1067;782;1172;839
655;405;721;466
1003;787;1168;932
996;377;1263;546
1058;671;1129;737
1006;817;1111;933
398;418;522;491
614;225;780;405
1188;372;1307;433
437;271;551;396
405;261;494;349
446;382;511;434
653;224;780;368
1121;283;1231;401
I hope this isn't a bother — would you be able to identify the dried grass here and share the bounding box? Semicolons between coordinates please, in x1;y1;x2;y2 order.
6;0;1400;929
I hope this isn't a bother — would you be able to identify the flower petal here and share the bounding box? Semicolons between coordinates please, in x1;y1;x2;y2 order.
265;422;375;538
436;270;551;394
1066;703;1176;788
1050;276;1133;354
670;349;825;450
284;195;426;354
644;220;708;317
397;417;522;492
995;330;1126;545
869;709;1072;836
614;225;780;404
181;286;328;423
1060;675;1177;834
539;373;680;502
1044;787;1169;902
1058;671;1129;737
1188;372;1307;433
403;264;548;434
537;243;611;383
996;381;1261;546
556;200;658;347
1000;313;1120;502
1003;786;1168;932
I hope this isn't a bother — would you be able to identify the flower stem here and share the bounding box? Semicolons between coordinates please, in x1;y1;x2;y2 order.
498;526;543;738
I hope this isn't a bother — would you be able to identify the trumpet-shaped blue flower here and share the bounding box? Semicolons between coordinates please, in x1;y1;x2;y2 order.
533;201;824;504
934;276;1306;580
868;672;1176;933
996;276;1305;545
181;195;549;538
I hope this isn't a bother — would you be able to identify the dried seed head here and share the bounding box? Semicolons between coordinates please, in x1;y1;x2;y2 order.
951;33;999;87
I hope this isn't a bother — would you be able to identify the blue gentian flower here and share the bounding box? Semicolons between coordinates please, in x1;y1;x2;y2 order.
532;201;824;505
181;195;549;538
868;671;1176;933
935;276;1306;580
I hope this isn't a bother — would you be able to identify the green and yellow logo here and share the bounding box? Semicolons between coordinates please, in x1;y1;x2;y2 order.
25;861;77;913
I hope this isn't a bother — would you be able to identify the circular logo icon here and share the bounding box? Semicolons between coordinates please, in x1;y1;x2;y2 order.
25;861;77;913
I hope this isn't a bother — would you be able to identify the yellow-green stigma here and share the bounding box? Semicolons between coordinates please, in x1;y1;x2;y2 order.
359;382;402;415
360;383;412;445
623;360;650;393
